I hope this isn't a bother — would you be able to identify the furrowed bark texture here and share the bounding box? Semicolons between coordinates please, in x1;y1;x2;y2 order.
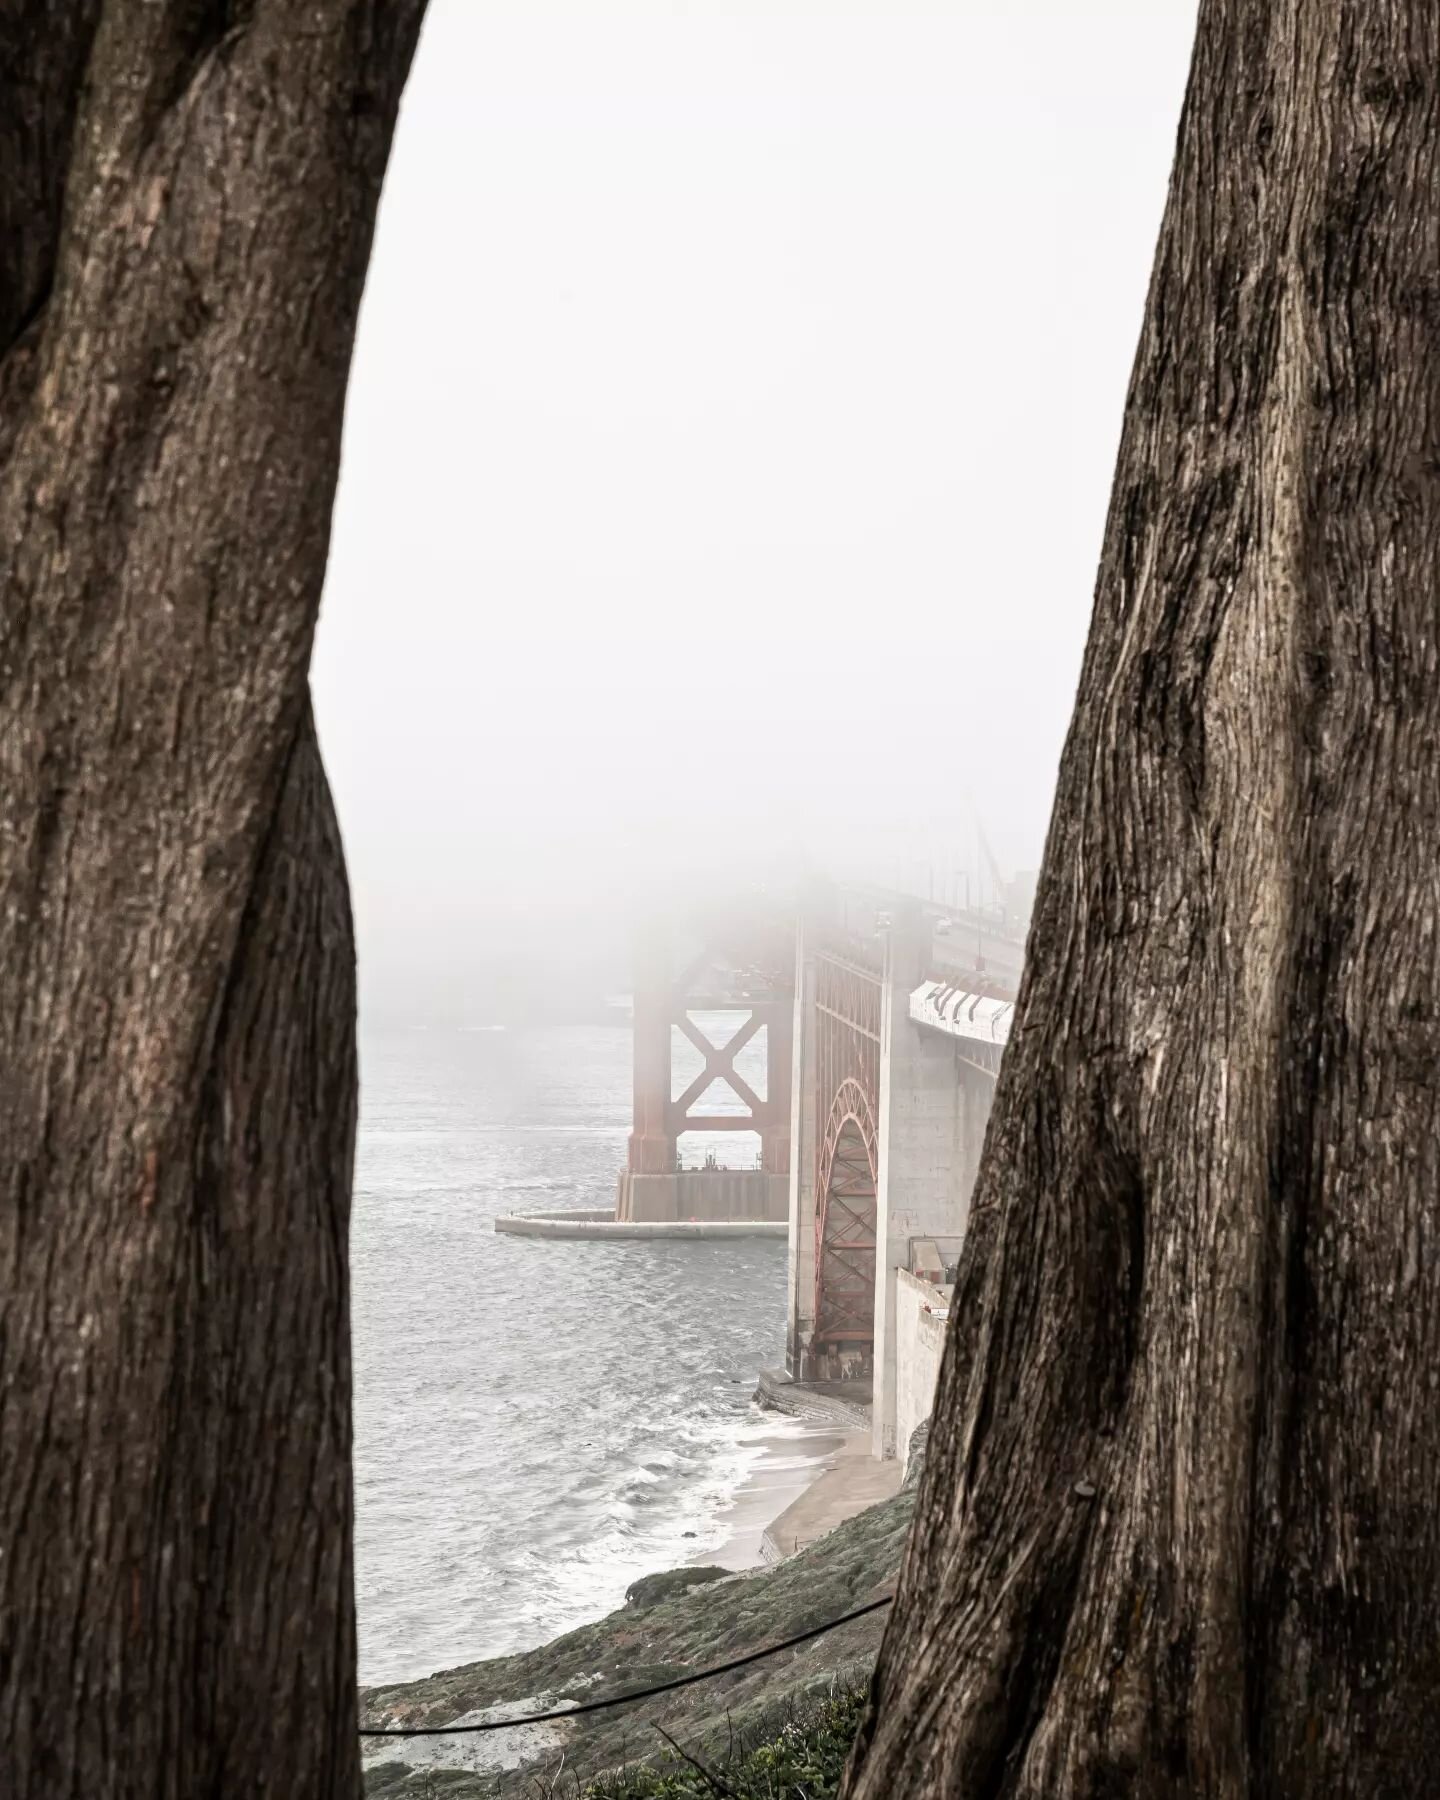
0;5;427;1794
846;5;1440;1797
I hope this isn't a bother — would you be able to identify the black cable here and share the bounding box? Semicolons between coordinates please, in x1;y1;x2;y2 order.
359;1593;893;1738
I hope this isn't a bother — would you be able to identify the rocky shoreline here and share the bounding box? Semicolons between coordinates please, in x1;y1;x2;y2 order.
360;1431;925;1796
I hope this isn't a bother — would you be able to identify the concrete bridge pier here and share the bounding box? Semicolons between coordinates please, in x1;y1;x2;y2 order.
870;903;973;1460
783;886;1014;1460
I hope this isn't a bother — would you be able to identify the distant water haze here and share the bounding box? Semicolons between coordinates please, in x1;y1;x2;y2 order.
311;0;1200;1028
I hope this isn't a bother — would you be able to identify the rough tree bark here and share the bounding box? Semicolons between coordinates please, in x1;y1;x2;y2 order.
1;5;426;1795
846;5;1440;1797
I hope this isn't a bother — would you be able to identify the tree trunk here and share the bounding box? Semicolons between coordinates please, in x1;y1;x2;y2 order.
0;6;426;1794
846;5;1440;1796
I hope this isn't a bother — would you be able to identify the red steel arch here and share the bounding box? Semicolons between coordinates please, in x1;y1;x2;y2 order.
812;1077;879;1376
808;935;884;1381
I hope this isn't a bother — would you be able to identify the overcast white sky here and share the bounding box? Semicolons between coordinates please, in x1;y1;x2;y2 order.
312;0;1199;1021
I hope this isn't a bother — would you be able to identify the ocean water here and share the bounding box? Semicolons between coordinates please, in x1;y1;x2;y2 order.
351;1022;788;1685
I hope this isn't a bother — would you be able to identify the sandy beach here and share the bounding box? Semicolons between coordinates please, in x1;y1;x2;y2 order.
708;1415;902;1571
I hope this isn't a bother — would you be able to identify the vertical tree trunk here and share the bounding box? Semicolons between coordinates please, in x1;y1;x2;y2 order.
847;5;1440;1796
0;6;426;1794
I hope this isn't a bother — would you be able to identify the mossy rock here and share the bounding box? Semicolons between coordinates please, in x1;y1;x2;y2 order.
624;1566;731;1610
361;1764;412;1796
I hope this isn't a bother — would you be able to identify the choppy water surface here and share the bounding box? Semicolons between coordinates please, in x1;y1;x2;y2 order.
352;1024;786;1684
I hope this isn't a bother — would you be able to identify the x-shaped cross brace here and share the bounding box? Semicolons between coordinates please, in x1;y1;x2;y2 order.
670;1011;766;1121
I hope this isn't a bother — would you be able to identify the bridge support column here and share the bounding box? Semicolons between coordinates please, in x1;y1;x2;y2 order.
871;904;974;1460
786;919;819;1376
627;929;676;1178
618;916;795;1221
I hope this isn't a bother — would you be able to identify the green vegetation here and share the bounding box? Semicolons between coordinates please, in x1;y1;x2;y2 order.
585;1687;868;1800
